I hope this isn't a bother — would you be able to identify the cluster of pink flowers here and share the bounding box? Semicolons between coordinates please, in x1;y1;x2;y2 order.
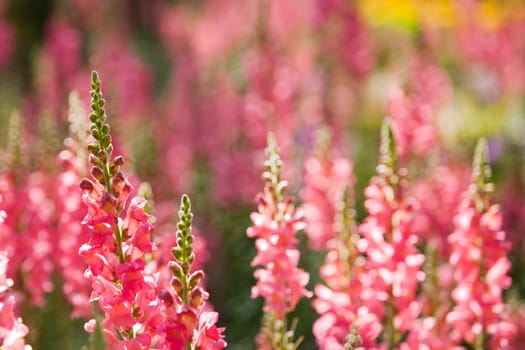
311;184;367;349
54;92;93;319
388;57;451;159
309;120;518;349
0;196;31;349
0;1;524;348
79;71;225;349
447;140;516;348
354;121;425;348
247;134;311;348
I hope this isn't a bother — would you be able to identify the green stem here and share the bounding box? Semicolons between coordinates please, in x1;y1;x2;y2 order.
385;300;397;350
101;161;112;196
280;317;288;350
113;224;125;264
475;330;487;350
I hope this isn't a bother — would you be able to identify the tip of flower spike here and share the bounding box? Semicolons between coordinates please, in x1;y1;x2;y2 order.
378;118;397;171
263;132;284;198
91;70;101;89
181;194;191;211
472;138;494;194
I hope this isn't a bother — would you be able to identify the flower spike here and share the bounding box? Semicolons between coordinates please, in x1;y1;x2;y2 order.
472;138;493;194
379;118;397;171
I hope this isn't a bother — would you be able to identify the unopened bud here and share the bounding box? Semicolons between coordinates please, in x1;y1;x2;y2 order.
88;154;100;165
112;172;125;194
190;288;203;308
181;261;190;274
87;143;99;155
109;155;125;174
158;290;174;307
171;247;183;261
188;270;204;289
97;150;108;163
113;155;125;166
100;192;117;215
79;178;95;191
168;261;184;278
187;252;195;266
171;277;184;294
91;166;104;183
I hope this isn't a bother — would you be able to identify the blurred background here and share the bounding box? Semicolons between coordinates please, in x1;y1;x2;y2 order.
1;0;525;348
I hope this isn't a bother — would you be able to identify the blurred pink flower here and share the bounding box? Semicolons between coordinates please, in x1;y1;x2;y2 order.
301;149;355;250
446;140;516;348
247;136;311;322
447;201;516;347
0;252;31;350
388;58;450;159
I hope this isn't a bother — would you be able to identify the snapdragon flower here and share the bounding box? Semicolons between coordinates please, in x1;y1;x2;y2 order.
356;119;425;348
247;133;311;349
0;211;31;350
446;139;516;348
300;128;355;250
80;71;225;349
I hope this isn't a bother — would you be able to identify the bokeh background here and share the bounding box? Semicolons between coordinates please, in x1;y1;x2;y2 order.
1;0;525;348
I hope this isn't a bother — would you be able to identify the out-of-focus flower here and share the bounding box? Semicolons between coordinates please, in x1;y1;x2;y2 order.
312;183;374;350
446;139;516;348
356;119;425;348
247;134;311;348
300;128;355;250
388;58;451;159
0;251;31;350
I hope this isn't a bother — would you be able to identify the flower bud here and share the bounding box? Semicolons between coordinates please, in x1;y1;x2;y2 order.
158;290;174;307
168;261;184;278
190;287;203;308
87;143;99;155
91;166;104;183
189;270;204;289
88;154;100;165
109;155;125;174
100;192;117;215
79;178;95;191
97;150;108;163
112;172;125;194
171;277;184;295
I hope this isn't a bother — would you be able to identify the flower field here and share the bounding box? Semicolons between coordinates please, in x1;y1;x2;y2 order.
0;0;525;349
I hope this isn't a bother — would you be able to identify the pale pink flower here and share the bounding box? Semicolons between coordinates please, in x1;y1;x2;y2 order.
354;120;425;348
410;164;471;255
446;140;516;348
55;147;92;318
0;252;31;350
388;58;450;159
301;143;355;250
248;135;310;348
248;194;311;319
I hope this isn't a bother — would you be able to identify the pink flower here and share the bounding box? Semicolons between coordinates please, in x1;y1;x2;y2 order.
388;58;450;159
248;135;310;347
195;312;227;350
446;140;516;348
248;191;311;320
0;252;31;349
354;120;425;348
301;143;355;250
